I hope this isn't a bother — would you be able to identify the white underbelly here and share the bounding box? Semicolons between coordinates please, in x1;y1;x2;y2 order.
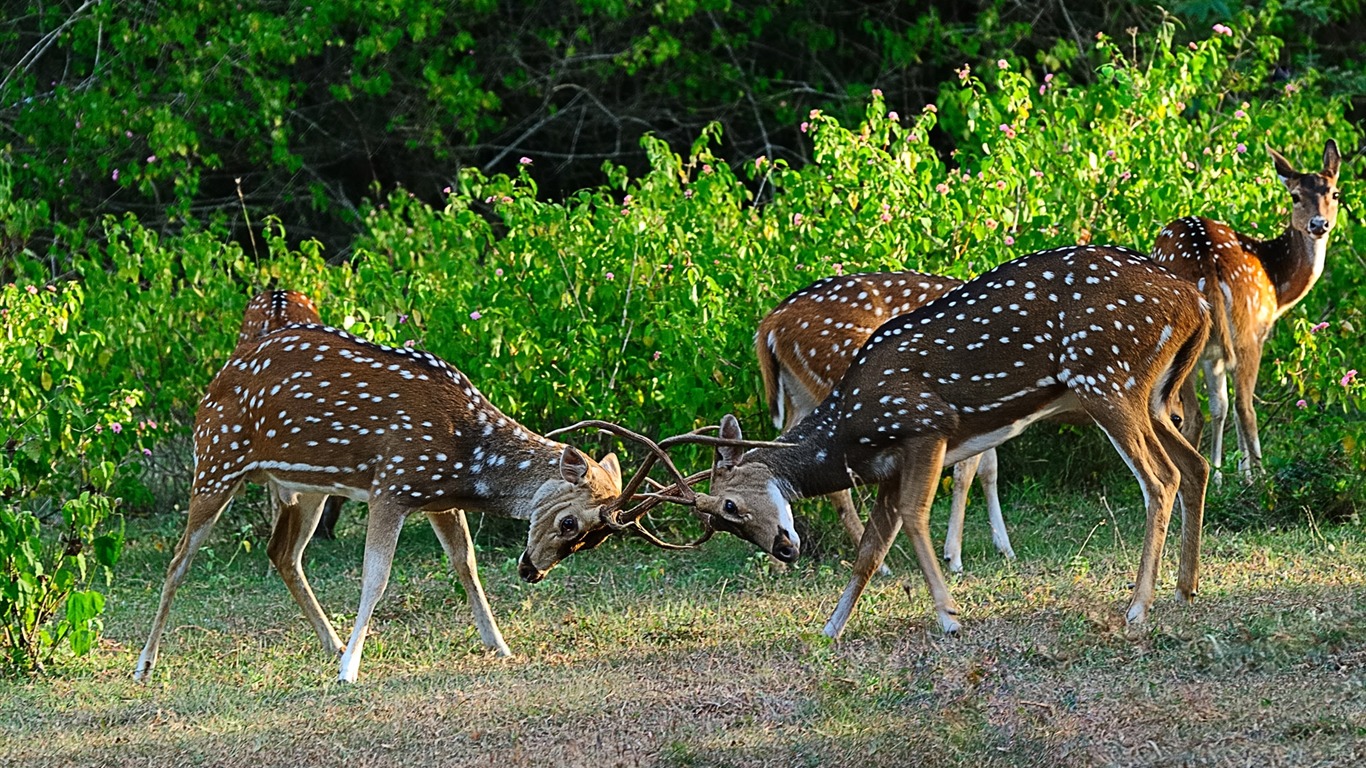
265;474;372;503
943;391;1082;465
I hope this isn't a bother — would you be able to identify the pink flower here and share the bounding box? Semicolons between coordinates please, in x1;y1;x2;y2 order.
146;155;157;163
1005;236;1015;246
923;104;937;114
652;351;661;361
112;169;120;181
887;111;899;122
1213;23;1232;36
1030;169;1044;178
142;448;152;456
1296;399;1308;409
605;272;615;281
1189;42;1198;50
702;164;713;174
404;340;415;348
443;186;452;194
985;218;998;230
833;263;844;276
1234;109;1246;119
94;424;103;433
495;268;504;276
880;212;892;223
519;156;532;165
1106;150;1116;159
1236;143;1247;154
684;189;694;199
1120;171;1132;181
871;88;883;97
956;64;971;83
1311;322;1329;333
800;121;809;133
1342;370;1358;387
500;195;512;204
469;311;482;320
1284;82;1298;95
755;156;767;168
147;420;157;429
995;180;1007;191
792;213;804;226
999;123;1016;139
26;285;37;294
397;313;408;324
1044;73;1054;83
111;423;123;434
997;59;1009;70
935;182;950;194
125;130;133;138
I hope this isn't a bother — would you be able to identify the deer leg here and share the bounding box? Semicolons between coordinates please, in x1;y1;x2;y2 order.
823;479;903;640
134;486;238;681
943;452;980;573
1230;343;1265;480
266;492;344;658
977;448;1013;561
314;496;344;540
1094;412;1179;625
337;497;407;683
1153;414;1210;603
894;438;961;634
1203;358;1230;482
832;488;892;577
1177;370;1204;450
426;510;512;657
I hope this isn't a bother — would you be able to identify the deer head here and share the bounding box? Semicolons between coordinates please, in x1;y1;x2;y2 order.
691;414;801;562
1270;139;1341;239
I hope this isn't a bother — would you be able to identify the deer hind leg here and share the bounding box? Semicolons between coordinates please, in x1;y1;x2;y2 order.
831;488;893;577
266;492;344;658
823;479;904;640
134;485;238;681
976;448;1013;562
943;452;980;573
1203;358;1230;481
426;510;512;657
1152;414;1209;603
1092;409;1180;625
1229;342;1266;480
337;495;407;683
1176;369;1204;450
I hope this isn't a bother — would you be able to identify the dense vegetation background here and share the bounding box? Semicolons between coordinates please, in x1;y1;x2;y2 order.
2;0;1364;672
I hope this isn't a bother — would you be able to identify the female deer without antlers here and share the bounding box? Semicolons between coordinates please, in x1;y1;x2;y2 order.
685;245;1211;636
134;323;623;683
757;270;1014;572
1151;140;1342;479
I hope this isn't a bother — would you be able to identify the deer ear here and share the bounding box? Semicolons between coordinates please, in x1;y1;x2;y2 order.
1322;139;1341;182
559;446;589;485
597;452;623;490
1268;145;1300;185
714;414;745;471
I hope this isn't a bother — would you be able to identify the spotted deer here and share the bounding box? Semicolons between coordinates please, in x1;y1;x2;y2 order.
662;245;1210;636
757;271;1014;573
237;289;345;540
1151;140;1342;479
134;324;623;683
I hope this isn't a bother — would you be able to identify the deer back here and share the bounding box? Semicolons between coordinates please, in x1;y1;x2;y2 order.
756;271;962;428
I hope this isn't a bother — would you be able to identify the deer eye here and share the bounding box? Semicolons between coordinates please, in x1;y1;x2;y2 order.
723;499;739;516
1333;191;1341;200
559;516;579;534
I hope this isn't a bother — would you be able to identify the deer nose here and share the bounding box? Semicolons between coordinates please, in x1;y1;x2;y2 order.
771;533;800;563
517;551;546;583
1308;216;1330;236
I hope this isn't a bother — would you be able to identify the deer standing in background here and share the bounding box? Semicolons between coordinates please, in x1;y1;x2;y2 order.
1151;140;1341;479
135;324;623;682
756;271;1014;573
237;290;345;540
669;246;1210;636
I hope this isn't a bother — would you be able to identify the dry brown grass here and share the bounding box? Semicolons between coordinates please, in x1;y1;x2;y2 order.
2;507;1363;767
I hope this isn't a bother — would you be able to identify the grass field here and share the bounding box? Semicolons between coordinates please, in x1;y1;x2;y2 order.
2;463;1363;767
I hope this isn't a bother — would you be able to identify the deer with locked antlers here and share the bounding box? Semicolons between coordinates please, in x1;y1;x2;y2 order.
525;245;1212;637
134;324;624;683
237;289;346;540
758;271;1014;573
1151;140;1342;479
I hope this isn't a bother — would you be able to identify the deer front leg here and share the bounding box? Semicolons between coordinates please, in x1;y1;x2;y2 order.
266;492;344;658
831;488;892;577
975;448;1013;562
427;509;512;657
338;497;407;683
823;480;903;639
135;487;237;681
894;438;961;634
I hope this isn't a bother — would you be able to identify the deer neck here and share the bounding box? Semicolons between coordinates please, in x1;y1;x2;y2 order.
436;416;567;521
751;403;884;499
1251;227;1329;316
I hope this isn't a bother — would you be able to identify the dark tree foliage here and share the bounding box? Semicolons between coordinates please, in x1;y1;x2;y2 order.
1;0;1362;263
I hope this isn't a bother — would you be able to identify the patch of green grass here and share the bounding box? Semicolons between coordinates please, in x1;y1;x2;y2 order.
3;470;1365;766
